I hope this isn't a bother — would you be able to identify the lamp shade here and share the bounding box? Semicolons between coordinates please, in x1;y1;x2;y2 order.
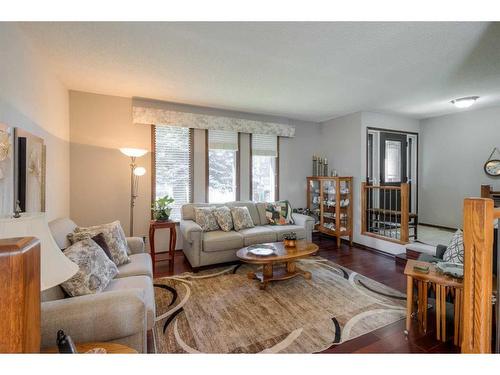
0;213;78;291
119;148;148;158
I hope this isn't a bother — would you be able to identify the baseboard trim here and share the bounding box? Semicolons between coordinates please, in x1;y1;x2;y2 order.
419;222;457;232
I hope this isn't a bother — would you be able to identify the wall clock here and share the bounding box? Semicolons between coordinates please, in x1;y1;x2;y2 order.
484;147;500;177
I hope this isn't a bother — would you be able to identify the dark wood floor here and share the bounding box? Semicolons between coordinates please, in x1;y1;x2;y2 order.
152;234;459;354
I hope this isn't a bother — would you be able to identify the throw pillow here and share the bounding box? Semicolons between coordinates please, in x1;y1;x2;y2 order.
91;232;113;261
230;206;255;231
194;207;220;232
265;200;295;225
443;229;464;264
60;239;118;297
212;206;234;232
70;221;130;265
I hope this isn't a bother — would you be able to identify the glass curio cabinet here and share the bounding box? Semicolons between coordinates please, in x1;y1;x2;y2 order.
307;176;353;247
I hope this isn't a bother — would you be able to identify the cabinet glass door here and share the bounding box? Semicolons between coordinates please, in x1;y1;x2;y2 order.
338;179;351;232
322;179;336;232
308;179;320;228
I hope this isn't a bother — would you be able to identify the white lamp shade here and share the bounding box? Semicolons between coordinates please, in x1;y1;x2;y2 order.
119;148;148;158
0;213;78;291
133;166;146;176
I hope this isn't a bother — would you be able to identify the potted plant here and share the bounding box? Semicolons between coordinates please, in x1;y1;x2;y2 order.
152;195;175;221
283;232;297;247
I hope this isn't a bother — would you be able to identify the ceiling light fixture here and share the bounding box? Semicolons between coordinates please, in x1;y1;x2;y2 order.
451;96;479;109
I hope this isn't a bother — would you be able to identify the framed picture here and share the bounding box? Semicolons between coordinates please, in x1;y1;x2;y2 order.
0;123;15;216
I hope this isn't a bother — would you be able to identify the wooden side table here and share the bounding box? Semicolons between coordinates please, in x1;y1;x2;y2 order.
42;342;138;354
404;260;463;345
149;220;177;274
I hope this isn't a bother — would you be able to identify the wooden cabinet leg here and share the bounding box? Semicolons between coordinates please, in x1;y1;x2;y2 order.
422;282;428;333
406;276;413;333
441;286;447;341
436;284;441;341
149;226;155;276
454;287;460;346
169;226;176;270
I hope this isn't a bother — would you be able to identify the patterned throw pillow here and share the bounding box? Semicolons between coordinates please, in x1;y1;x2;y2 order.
265;200;295;225
443;229;464;264
194;207;220;232
61;239;118;297
212;206;234;232
230;206;255;231
70;221;130;265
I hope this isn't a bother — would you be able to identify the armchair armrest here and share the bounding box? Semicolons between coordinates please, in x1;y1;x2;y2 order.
126;237;145;254
41;289;146;349
180;220;203;244
292;213;314;228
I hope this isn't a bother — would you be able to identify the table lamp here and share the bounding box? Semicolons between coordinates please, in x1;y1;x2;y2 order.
120;147;148;236
0;213;79;352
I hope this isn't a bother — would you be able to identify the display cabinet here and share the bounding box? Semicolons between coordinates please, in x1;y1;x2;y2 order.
306;176;353;247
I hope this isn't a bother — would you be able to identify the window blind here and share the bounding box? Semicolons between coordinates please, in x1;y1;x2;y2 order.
251;134;277;157
154;126;193;221
208;130;239;151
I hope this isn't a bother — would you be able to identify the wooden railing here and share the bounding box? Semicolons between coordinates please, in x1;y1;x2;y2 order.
361;182;413;244
462;198;500;353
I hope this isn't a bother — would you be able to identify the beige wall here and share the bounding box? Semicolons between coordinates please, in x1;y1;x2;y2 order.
0;23;70;220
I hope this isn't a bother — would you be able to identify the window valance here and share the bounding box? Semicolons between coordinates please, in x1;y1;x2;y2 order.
132;106;295;137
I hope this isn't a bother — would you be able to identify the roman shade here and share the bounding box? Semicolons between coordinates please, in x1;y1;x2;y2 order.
251;134;278;157
208;130;238;151
132;103;295;137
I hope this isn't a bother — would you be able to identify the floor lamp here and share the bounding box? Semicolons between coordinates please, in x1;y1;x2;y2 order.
120;148;147;236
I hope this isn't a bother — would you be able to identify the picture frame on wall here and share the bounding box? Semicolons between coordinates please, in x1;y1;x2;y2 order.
0;123;15;216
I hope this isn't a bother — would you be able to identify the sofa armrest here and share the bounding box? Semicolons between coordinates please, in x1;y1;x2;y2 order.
41;289;146;349
127;237;145;254
292;213;314;228
180;220;203;244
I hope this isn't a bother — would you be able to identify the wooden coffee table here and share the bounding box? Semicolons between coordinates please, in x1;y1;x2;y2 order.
236;240;318;289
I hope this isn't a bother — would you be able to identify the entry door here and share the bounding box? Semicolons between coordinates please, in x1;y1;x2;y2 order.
379;132;407;211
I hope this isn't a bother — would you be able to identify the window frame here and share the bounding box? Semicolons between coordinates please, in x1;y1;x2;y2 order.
205;130;241;203
151;125;194;221
249;134;280;202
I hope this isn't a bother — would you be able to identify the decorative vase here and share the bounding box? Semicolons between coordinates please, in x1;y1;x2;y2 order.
284;239;297;247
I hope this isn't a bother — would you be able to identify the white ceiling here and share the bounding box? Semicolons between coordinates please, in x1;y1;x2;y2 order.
19;22;500;122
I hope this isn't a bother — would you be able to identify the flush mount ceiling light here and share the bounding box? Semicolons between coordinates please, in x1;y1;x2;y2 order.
451;96;479;109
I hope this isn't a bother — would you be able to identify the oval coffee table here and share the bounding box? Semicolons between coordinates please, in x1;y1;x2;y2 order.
236;240;319;289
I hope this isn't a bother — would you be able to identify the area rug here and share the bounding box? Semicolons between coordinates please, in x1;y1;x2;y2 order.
153;257;406;353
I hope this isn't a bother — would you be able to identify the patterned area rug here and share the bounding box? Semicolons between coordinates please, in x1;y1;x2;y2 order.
153;257;406;353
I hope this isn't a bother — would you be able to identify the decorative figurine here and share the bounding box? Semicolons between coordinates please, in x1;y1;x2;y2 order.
13;200;22;218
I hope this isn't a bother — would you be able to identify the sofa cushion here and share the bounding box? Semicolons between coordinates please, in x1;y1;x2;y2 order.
264;200;295;225
265;225;306;240
116;253;153;279
443;229;464;264
212;206;234;232
182;203;222;221
104;275;155;330
61;239;119;297
203;230;244;252
194;207;220;232
238;227;277;246
71;221;130;265
230;206;255;231
49;217;78;250
225;201;261;226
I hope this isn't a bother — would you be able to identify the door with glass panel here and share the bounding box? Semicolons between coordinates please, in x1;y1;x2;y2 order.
379;132;407;211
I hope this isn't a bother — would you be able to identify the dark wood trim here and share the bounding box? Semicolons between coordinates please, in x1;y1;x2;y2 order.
150;125;156;220
418;222;457;232
249;133;253;200
205;129;209;203
189;129;194;203
366;126;419;136
236;132;241;201
276;136;280;201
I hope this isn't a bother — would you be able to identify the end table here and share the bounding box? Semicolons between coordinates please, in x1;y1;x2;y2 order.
149;220;177;274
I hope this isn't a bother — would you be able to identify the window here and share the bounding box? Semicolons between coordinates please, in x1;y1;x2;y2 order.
154;126;193;221
207;130;239;203
251;134;278;202
384;139;402;183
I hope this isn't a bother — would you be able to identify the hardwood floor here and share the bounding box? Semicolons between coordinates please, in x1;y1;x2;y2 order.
152;233;459;354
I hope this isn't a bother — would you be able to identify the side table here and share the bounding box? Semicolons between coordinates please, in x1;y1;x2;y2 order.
42;342;138;354
404;260;463;346
149;220;178;274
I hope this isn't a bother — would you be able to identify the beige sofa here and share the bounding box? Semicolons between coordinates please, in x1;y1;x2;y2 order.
180;201;314;269
40;218;155;353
